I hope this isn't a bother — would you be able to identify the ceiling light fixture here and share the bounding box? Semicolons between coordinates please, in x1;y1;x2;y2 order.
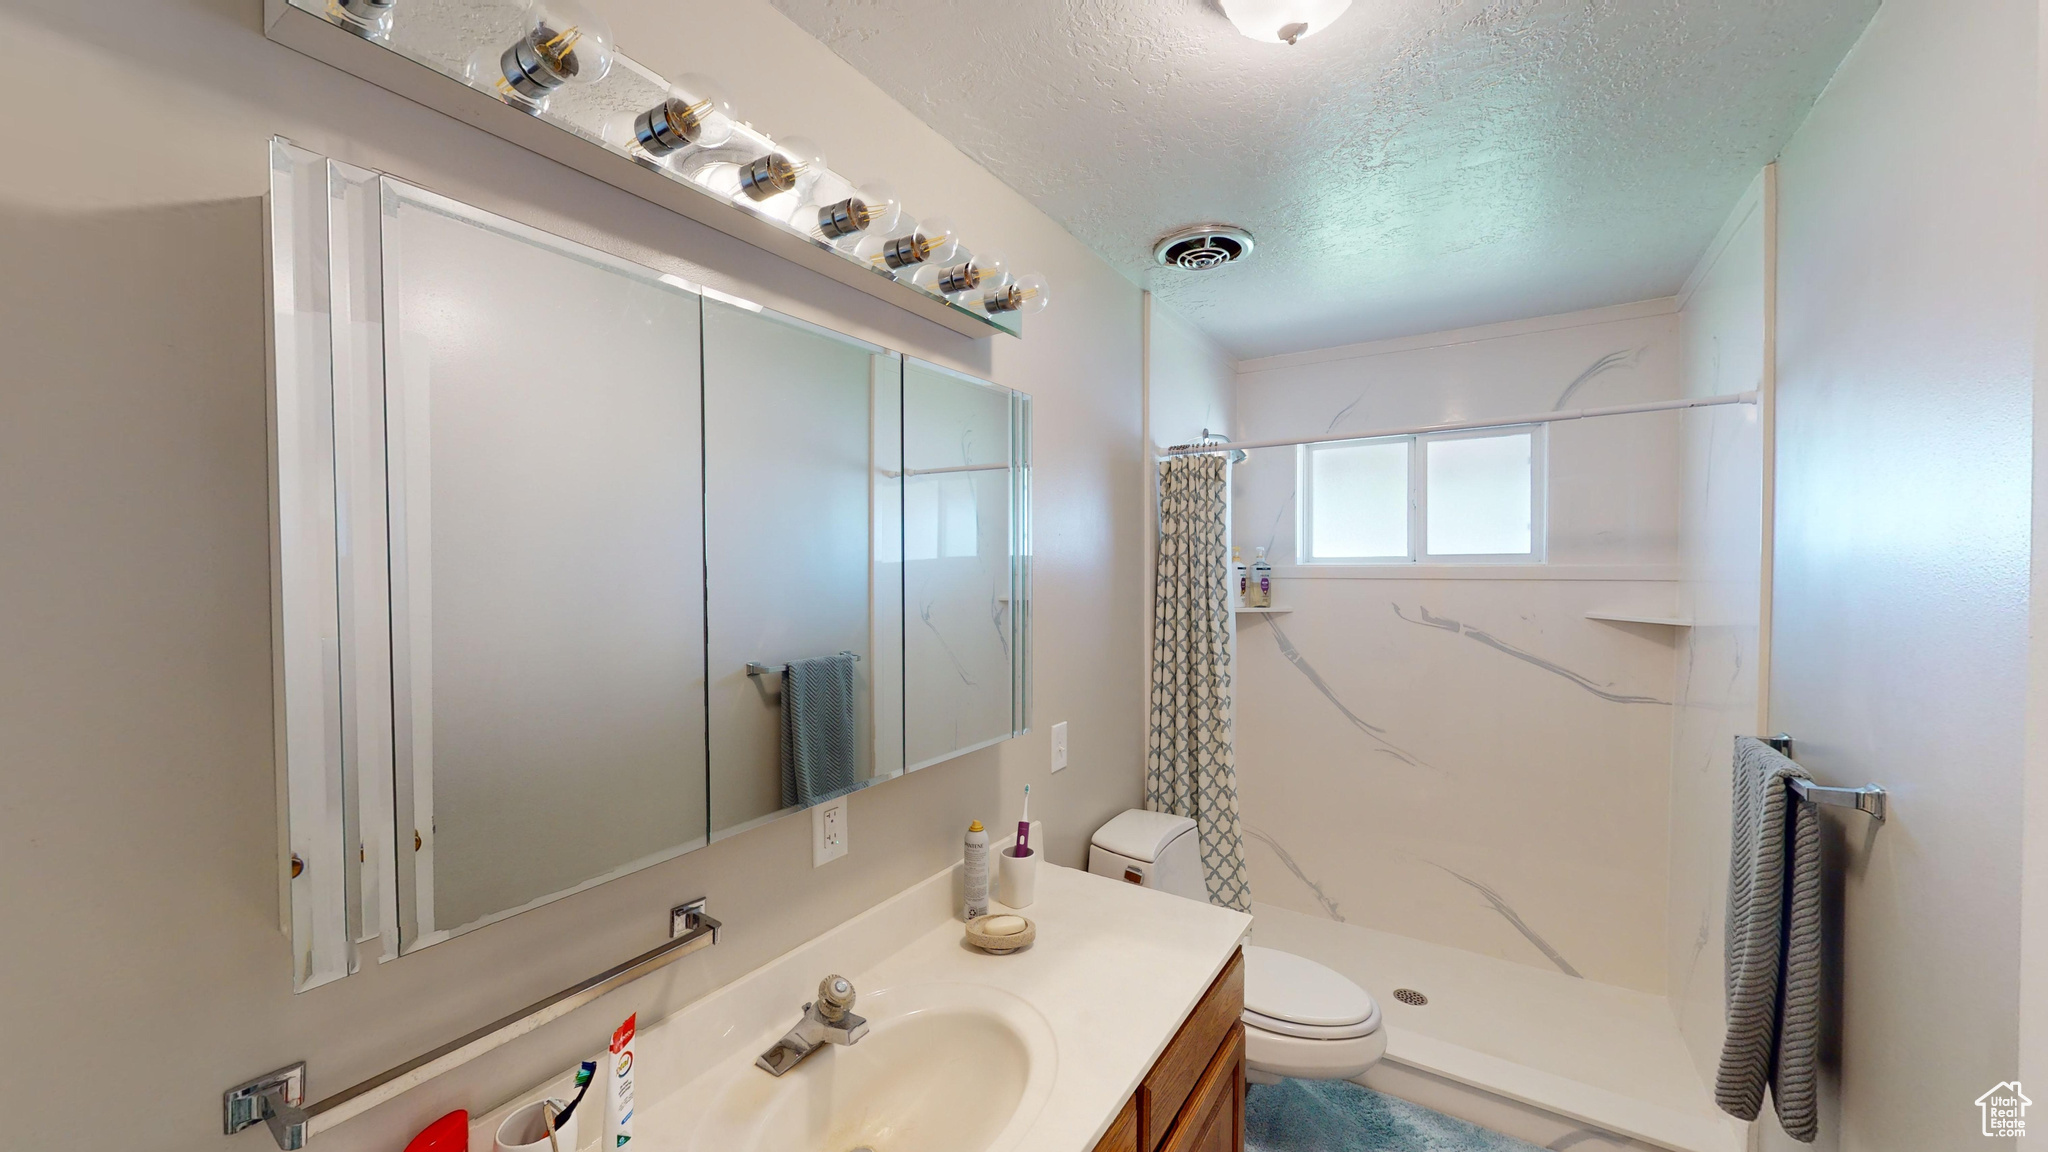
1220;0;1352;45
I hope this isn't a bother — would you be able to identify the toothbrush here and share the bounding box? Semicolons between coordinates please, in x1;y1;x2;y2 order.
1016;785;1031;855
554;1060;599;1126
542;1101;562;1152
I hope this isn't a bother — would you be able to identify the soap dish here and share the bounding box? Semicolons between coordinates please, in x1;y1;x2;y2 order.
966;913;1036;954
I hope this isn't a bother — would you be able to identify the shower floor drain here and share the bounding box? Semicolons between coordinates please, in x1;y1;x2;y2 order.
1392;988;1429;1006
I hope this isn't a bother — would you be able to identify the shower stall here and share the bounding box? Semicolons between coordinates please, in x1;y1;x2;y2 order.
1212;179;1772;1152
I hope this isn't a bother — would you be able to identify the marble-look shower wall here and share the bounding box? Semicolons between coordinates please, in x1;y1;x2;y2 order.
1666;177;1768;1087
1233;303;1684;992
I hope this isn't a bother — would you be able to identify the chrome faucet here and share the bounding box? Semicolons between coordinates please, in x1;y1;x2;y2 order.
756;975;869;1075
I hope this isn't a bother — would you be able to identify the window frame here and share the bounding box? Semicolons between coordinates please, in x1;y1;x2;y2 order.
1298;425;1546;565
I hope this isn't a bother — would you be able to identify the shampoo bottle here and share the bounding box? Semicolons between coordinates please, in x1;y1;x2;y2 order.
1250;547;1273;608
963;821;990;920
1231;546;1248;607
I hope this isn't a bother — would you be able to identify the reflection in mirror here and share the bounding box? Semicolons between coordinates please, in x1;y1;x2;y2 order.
272;143;1031;991
902;360;1031;768
379;178;709;951
703;300;905;839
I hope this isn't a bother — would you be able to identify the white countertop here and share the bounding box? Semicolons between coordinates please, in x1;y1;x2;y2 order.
473;860;1252;1152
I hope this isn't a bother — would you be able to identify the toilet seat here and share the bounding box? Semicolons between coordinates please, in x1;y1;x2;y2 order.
1242;946;1382;1037
1239;946;1385;1083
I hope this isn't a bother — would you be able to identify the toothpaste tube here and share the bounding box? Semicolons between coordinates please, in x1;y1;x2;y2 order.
603;1013;636;1148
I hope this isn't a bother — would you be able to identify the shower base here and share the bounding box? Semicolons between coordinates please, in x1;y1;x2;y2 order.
1251;903;1745;1152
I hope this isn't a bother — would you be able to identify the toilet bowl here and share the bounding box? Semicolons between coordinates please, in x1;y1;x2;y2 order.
1239;945;1386;1083
1088;810;1385;1084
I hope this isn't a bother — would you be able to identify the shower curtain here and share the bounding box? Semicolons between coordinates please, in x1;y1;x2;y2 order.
1147;453;1251;911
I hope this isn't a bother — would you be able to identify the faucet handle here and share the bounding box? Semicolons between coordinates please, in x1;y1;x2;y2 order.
815;975;856;1021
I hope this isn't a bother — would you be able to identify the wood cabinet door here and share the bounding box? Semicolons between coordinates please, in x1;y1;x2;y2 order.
1140;950;1245;1151
1092;1095;1139;1152
1160;1024;1246;1152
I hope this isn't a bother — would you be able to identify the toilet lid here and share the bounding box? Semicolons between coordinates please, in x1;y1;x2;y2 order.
1243;946;1381;1039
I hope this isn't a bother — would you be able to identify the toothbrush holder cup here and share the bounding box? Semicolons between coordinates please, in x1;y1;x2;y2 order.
999;845;1038;908
495;1098;577;1152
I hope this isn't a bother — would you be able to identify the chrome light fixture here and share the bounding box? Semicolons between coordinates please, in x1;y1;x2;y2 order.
471;0;616;109
326;0;393;39
984;274;1051;315
1220;0;1352;44
629;75;736;159
326;0;1052;325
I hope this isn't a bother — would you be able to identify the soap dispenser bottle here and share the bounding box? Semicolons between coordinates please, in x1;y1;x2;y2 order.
1250;546;1273;608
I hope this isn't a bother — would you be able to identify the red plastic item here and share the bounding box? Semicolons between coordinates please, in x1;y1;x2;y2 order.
404;1110;469;1152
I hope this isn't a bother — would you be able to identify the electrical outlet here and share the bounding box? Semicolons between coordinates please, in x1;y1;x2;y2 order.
813;795;849;867
1051;721;1068;772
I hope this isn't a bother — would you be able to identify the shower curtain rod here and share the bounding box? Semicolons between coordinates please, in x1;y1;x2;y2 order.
1159;391;1759;458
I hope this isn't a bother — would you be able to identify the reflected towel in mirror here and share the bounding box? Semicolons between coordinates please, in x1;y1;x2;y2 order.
781;653;863;809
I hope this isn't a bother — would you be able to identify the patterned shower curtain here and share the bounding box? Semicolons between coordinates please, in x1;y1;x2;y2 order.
1147;453;1251;911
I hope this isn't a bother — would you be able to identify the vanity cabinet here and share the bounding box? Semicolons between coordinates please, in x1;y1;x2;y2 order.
1094;948;1245;1152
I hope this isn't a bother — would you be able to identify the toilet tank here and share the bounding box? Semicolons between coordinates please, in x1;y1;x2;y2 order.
1089;809;1207;902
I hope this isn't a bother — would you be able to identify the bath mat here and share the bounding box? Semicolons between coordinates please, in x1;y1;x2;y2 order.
1246;1078;1545;1152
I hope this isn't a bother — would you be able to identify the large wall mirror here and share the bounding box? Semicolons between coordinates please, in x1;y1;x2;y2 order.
268;141;1031;991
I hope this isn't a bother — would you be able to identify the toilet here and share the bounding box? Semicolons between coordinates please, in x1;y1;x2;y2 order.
1088;810;1387;1084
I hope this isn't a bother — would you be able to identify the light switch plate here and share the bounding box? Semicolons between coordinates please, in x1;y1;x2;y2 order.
1051;721;1069;772
813;795;849;867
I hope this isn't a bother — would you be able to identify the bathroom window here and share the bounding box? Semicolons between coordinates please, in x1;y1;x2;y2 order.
1301;428;1543;563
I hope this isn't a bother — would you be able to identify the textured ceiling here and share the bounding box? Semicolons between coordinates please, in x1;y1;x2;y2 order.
768;0;1877;358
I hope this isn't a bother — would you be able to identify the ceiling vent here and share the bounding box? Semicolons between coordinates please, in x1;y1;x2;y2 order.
1153;225;1254;270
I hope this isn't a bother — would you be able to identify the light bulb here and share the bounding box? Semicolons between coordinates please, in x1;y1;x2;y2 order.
327;0;393;38
625;75;736;160
1219;0;1352;44
737;135;826;204
814;181;903;248
853;212;915;266
480;0;616;109
917;250;1011;299
870;215;960;277
985;273;1050;316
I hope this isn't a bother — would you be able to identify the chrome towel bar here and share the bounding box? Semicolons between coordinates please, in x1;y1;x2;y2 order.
225;903;720;1148
1766;734;1888;823
748;651;861;678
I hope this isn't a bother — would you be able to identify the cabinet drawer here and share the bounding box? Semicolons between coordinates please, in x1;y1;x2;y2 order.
1139;948;1244;1152
1160;1024;1245;1152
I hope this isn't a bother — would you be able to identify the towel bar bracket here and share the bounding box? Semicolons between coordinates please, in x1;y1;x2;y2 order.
1790;777;1888;823
1768;733;1888;822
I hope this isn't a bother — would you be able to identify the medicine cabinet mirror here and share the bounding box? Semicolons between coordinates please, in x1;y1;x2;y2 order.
269;140;1031;991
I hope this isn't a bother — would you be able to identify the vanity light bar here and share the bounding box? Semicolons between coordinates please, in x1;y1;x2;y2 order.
262;0;1048;338
225;903;720;1148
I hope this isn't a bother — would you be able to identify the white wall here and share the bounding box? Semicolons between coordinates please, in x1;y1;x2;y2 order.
1230;303;1685;992
1769;1;2034;1147
0;2;1168;1149
1148;298;1239;451
1665;173;1770;1089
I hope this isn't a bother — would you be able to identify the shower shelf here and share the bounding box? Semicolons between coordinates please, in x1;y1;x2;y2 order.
1233;606;1292;615
1585;612;1692;627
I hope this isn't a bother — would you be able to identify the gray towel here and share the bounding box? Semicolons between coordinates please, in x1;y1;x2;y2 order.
780;653;863;810
1716;735;1823;1142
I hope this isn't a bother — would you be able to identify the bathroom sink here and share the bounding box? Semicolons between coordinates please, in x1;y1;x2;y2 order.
688;983;1057;1152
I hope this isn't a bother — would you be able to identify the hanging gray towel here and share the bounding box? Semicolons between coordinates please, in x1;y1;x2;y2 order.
1716;735;1823;1142
780;652;863;810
